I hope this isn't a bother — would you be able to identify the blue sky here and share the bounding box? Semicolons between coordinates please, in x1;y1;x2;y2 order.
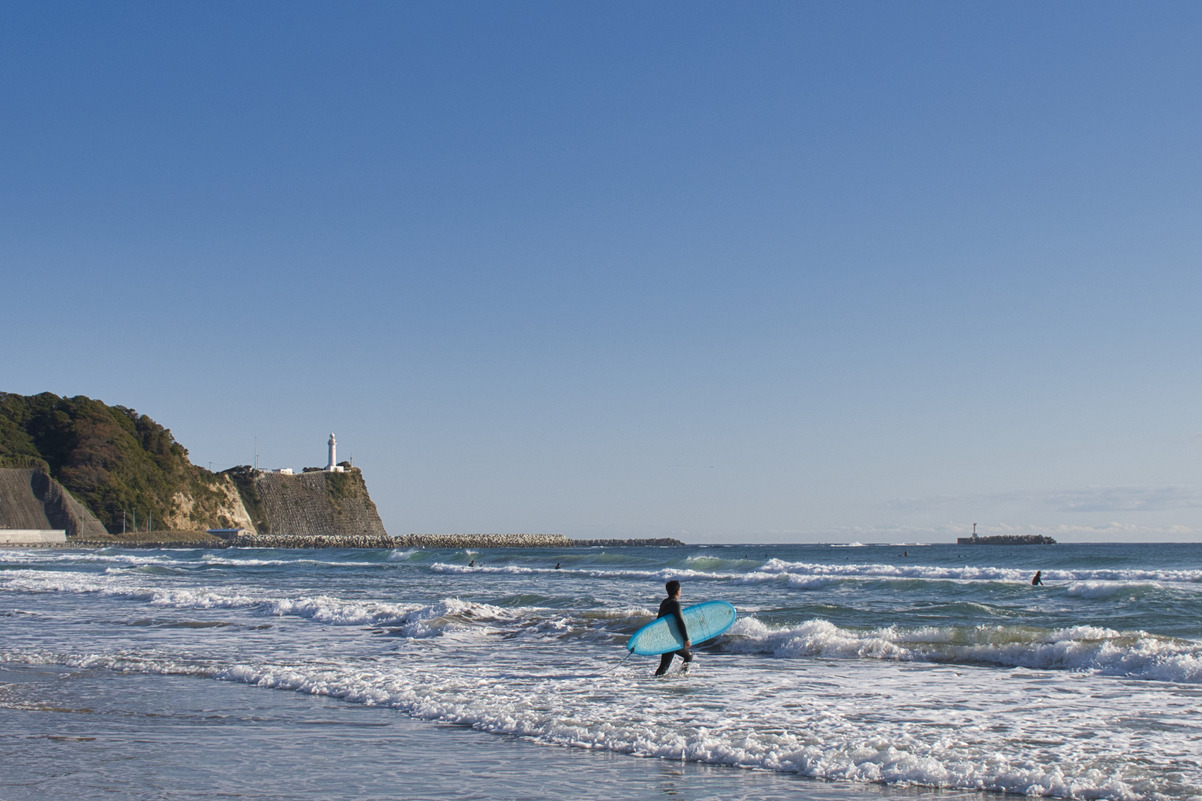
4;2;1201;543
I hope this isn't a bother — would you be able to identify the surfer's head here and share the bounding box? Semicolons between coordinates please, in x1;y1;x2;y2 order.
665;580;681;598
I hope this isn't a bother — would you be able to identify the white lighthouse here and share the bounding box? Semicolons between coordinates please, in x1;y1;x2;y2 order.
326;433;339;472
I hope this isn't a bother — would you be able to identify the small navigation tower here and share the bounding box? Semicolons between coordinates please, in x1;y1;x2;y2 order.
326;433;336;471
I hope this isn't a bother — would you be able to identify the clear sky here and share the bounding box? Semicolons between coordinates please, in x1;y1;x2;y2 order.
4;2;1201;544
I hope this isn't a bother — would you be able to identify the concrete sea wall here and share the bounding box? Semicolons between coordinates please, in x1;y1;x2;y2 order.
0;529;67;546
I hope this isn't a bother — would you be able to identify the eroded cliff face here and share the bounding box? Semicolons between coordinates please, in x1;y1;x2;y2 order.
150;467;386;539
249;469;387;538
162;475;258;534
1;393;388;541
0;466;387;541
0;467;259;538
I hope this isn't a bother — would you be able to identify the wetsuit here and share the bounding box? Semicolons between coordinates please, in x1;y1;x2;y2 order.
654;596;694;676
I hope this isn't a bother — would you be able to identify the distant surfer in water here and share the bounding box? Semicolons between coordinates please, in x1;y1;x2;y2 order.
1031;571;1043;586
655;580;693;676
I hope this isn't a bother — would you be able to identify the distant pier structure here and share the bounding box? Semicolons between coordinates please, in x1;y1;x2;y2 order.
957;523;1056;545
325;433;345;473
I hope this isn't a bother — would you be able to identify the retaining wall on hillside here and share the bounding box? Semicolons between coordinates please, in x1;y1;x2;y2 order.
252;470;388;539
0;468;109;538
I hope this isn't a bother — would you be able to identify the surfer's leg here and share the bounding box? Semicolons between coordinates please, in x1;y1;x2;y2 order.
679;647;693;673
655;652;674;676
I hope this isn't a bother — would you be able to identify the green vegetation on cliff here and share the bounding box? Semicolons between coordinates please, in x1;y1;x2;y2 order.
0;392;228;533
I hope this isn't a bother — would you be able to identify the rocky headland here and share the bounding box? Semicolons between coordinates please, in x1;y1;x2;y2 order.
1;392;687;549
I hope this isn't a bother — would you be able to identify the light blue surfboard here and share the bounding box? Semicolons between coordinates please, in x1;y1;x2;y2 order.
627;600;737;655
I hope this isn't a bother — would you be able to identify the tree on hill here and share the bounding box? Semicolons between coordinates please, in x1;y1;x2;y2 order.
0;392;216;533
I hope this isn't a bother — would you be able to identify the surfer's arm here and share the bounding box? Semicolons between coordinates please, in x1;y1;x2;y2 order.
672;608;690;645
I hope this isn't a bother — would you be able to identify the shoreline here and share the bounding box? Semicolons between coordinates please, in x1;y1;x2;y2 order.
0;661;910;801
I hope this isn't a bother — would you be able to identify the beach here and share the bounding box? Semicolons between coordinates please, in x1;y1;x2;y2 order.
0;663;942;801
2;542;1200;800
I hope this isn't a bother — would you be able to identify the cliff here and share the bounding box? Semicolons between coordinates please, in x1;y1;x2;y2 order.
0;392;253;534
245;469;387;539
1;392;678;549
0;392;386;541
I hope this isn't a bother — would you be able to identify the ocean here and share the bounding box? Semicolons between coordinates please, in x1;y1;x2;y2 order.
1;542;1200;801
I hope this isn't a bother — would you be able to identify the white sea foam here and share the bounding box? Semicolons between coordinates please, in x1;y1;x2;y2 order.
6;565;1199;683
5;645;1192;801
0;568;527;637
724;615;1202;683
0;550;179;567
424;557;1202;596
756;558;1202;592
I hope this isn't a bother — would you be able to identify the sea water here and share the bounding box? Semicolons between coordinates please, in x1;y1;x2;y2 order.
1;542;1200;800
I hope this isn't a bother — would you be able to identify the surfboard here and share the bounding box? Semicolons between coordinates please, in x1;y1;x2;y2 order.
627;600;737;655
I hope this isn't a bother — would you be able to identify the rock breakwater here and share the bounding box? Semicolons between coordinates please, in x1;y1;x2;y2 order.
956;534;1057;545
395;533;573;548
571;538;684;547
47;533;687;549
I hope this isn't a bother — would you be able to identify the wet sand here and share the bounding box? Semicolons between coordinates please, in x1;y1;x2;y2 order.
0;663;982;801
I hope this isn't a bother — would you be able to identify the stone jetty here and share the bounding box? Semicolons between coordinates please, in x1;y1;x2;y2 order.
572;538;684;547
234;534;686;549
66;538;232;549
956;534;1057;545
41;533;686;549
395;533;573;548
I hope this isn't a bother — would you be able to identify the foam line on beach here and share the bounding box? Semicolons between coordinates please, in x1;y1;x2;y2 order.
0;647;1180;801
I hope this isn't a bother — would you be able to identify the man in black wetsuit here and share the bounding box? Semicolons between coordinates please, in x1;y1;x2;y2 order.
655;580;693;676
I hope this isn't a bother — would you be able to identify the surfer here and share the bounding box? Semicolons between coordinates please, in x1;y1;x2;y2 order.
654;580;693;676
1031;571;1043;586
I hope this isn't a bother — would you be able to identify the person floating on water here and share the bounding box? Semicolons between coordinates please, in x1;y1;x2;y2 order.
1031;571;1043;586
655;579;693;676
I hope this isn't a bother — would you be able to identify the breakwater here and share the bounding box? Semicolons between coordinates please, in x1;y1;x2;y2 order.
44;533;687;549
393;535;685;548
956;535;1057;545
234;534;685;549
66;538;232;549
396;534;573;548
572;538;684;547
